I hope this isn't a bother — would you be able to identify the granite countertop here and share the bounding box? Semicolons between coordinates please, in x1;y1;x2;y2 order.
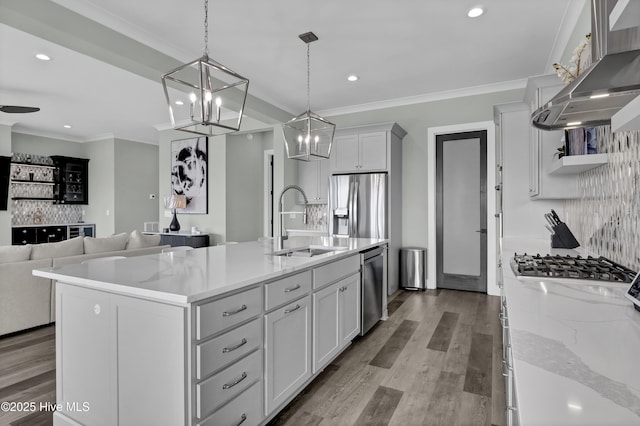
33;236;385;305
502;237;640;425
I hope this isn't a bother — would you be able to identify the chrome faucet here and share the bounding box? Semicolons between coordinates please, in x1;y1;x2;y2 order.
278;185;309;248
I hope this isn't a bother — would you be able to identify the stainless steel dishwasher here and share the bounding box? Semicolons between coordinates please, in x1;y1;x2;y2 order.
360;246;384;336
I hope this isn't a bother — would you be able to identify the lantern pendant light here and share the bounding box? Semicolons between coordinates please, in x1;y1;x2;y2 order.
282;32;335;161
161;0;249;136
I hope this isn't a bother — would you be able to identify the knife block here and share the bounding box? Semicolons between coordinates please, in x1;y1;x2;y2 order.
551;223;580;249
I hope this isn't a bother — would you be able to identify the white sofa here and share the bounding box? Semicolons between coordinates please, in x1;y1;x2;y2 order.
0;230;170;336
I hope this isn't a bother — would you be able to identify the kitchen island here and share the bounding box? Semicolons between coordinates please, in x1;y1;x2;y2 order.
33;236;387;426
500;238;640;425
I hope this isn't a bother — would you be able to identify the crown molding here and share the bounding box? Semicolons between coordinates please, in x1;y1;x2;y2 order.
317;79;528;118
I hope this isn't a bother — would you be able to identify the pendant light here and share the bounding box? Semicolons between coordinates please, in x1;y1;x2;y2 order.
282;32;335;161
161;0;249;136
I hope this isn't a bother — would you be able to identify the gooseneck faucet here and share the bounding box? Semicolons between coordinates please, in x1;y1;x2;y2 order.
278;185;309;248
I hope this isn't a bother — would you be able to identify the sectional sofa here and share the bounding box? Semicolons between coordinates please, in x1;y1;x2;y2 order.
0;230;170;336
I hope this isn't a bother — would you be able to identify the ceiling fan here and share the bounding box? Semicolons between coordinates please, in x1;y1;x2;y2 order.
0;105;40;113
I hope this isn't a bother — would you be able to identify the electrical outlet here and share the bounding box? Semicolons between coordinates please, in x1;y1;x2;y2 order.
149;194;156;200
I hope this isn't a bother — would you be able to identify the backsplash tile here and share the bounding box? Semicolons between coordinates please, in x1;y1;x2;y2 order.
10;153;83;226
566;127;640;271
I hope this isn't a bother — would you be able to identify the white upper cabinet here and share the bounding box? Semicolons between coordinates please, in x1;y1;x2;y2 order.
296;158;329;204
332;131;387;173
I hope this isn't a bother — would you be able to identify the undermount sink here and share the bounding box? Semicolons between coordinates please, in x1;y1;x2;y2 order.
271;245;345;258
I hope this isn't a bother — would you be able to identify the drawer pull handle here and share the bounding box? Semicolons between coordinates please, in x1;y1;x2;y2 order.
222;372;247;390
222;338;247;354
236;413;247;426
223;304;247;317
284;304;301;314
284;284;301;293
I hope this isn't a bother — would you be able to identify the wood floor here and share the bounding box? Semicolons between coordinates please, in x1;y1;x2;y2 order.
269;289;505;426
0;289;505;426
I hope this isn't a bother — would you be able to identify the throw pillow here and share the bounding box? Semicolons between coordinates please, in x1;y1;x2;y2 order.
84;233;129;254
126;230;161;250
31;237;84;260
0;244;33;264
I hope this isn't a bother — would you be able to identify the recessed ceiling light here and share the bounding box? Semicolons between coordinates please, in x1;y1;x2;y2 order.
175;100;184;105
35;53;51;61
347;75;359;82
467;6;484;18
63;125;71;129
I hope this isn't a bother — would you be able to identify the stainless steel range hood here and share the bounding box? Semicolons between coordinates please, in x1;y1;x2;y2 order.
532;0;640;131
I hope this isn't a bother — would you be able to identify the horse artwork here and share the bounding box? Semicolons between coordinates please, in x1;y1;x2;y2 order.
170;137;208;214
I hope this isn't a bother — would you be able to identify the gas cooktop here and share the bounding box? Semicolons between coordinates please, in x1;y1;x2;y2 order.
512;253;637;283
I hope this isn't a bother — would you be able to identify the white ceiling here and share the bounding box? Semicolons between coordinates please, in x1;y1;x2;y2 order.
0;0;584;144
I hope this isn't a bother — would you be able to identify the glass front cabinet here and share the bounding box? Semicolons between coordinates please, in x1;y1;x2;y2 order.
51;156;89;204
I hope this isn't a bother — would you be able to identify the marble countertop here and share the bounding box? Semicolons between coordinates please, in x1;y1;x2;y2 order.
502;237;640;425
33;236;385;305
12;222;95;228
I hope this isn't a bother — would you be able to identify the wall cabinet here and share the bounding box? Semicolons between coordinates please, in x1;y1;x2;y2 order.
296;158;329;204
524;75;579;199
332;131;388;173
51;156;89;204
312;272;360;373
264;294;312;415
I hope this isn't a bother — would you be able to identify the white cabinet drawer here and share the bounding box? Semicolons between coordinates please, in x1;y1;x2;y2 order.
197;381;262;426
264;271;312;311
196;319;262;380
196;287;262;340
196;349;262;419
313;255;360;289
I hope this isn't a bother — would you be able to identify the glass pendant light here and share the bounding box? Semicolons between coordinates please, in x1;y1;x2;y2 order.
161;0;249;136
282;32;335;161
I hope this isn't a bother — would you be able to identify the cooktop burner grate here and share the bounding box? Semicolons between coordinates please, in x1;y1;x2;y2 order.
513;253;637;283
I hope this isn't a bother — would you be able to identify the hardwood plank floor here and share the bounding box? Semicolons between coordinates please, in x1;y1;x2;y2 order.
0;289;505;426
271;289;506;425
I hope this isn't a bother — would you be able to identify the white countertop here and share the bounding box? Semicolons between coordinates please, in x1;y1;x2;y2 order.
502;237;640;425
12;222;95;228
33;237;385;305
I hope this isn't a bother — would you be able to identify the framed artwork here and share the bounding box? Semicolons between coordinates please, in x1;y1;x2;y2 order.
171;136;208;214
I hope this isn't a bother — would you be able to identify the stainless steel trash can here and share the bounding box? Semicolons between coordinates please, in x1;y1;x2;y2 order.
400;247;427;290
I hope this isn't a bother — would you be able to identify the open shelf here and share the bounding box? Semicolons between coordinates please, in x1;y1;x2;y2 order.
549;153;608;175
10;162;56;169
11;197;57;201
11;179;55;185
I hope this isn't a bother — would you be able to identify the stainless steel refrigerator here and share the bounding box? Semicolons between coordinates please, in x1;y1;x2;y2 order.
328;173;387;239
329;173;387;335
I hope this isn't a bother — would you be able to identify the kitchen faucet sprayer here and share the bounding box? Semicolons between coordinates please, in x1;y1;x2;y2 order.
277;185;309;248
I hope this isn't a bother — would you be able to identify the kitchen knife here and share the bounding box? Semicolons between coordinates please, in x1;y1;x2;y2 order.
550;209;562;224
544;214;556;228
545;224;555;234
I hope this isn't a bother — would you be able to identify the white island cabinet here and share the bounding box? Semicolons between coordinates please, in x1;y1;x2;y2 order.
34;237;386;426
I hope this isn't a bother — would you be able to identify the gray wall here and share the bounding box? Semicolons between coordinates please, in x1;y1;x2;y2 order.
226;133;266;242
114;139;159;234
0;124;12;245
82;138;115;236
327;89;525;249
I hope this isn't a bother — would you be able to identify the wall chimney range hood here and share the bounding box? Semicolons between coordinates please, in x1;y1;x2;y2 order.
532;0;640;131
